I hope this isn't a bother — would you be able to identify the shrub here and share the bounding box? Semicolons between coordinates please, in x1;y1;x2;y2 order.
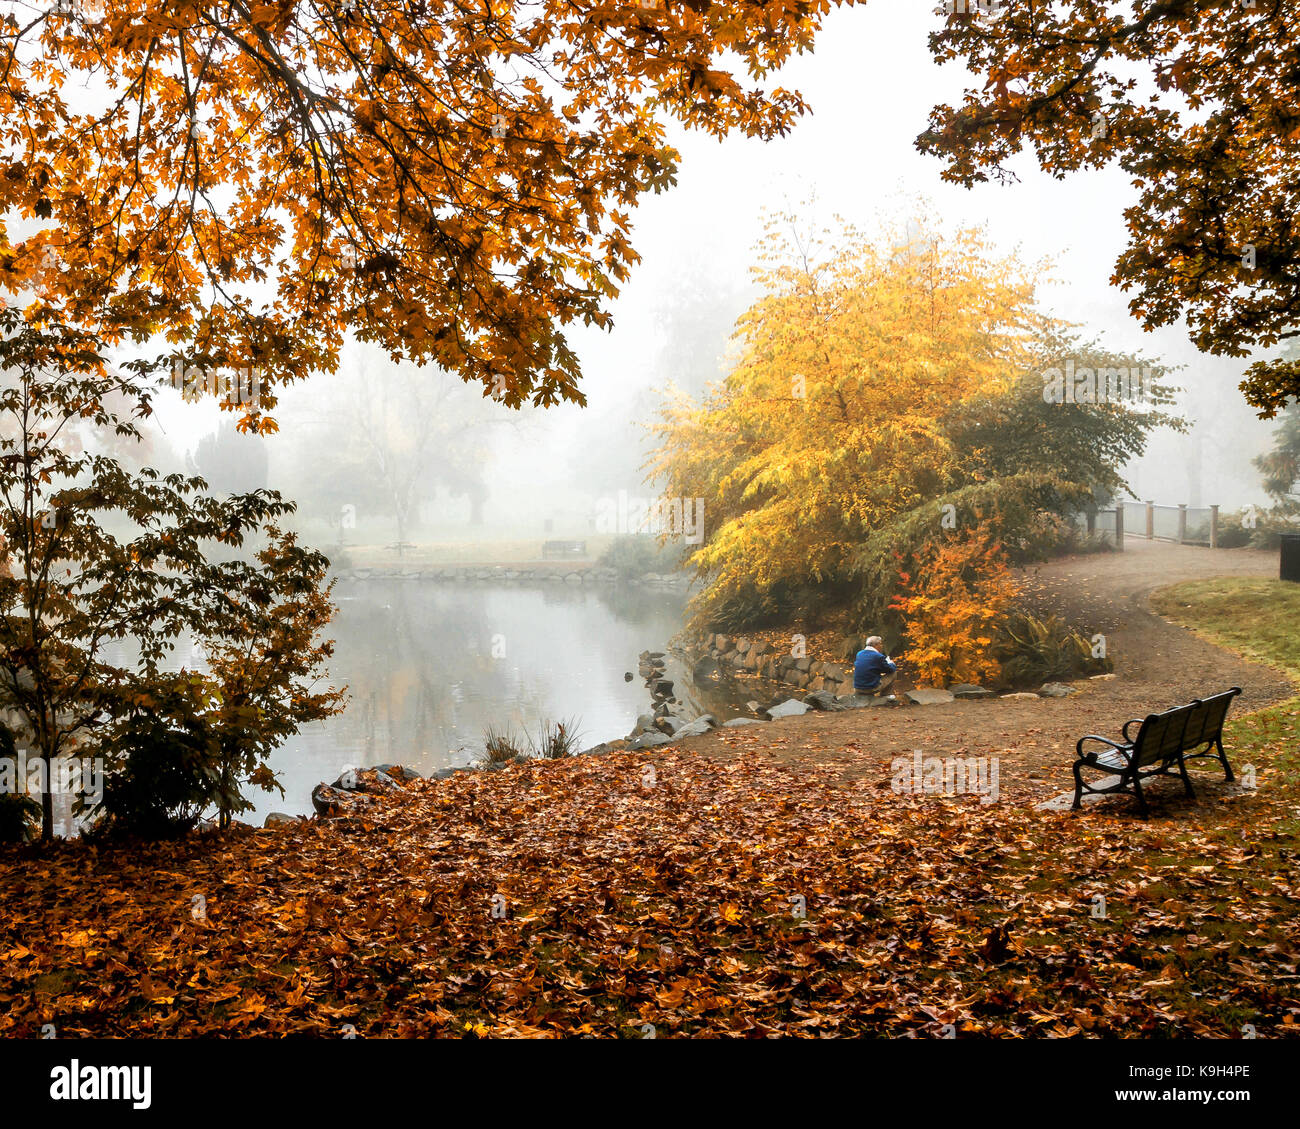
527;718;582;759
891;527;1020;687
993;612;1112;688
479;726;525;765
597;535;685;579
0;727;39;843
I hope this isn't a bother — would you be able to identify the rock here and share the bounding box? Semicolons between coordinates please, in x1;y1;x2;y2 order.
804;689;851;712
766;698;810;719
311;782;373;817
430;767;461;780
735;637;750;654
714;634;730;652
746;700;762;713
672;718;715;739
723;717;766;727
263;812;302;828
905;688;955;705
1089;673;1117;681
794;657;812;673
653;702;671;719
839;635;864;661
950;685;994;700
1038;682;1076;698
693;656;723;680
624;671;634;682
629;731;674;750
750;640;772;656
332;767;401;793
656;715;690;736
650;678;675;699
375;764;423;783
1001;692;1040;700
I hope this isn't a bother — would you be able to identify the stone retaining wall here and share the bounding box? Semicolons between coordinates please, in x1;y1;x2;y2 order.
693;632;856;695
331;565;690;588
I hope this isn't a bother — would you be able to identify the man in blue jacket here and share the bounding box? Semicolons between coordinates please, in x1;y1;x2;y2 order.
853;636;897;696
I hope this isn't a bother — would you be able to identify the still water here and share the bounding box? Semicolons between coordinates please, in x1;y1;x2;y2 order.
261;579;744;823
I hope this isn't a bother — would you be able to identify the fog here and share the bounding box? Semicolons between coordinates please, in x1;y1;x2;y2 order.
151;1;1283;548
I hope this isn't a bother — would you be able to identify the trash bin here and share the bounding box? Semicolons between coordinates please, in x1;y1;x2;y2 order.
1282;533;1300;583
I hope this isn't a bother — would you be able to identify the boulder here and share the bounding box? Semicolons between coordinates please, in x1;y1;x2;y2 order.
949;685;994;700
693;656;723;681
766;698;810;720
750;640;773;656
804;689;851;712
656;715;690;736
794;657;812;673
723;717;766;728
735;637;750;654
634;713;658;734
311;782;374;817
714;634;730;652
1039;682;1077;698
650;678;675;699
672;717;716;739
904;688;955;706
375;764;423;783
263;812;303;828
629;731;675;750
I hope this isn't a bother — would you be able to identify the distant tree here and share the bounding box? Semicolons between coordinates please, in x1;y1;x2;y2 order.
919;1;1300;418
187;417;270;497
1255;405;1300;518
284;348;516;542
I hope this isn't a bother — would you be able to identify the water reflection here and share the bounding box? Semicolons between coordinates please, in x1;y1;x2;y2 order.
265;580;744;821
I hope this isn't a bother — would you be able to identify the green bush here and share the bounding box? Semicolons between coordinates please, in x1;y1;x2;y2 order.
0;725;39;843
597;535;686;579
993;611;1112;688
98;717;219;839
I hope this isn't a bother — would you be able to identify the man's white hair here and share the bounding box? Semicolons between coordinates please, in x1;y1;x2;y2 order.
865;636;884;649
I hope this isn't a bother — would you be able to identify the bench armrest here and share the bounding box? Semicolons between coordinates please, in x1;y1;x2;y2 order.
1076;734;1134;762
1120;718;1148;742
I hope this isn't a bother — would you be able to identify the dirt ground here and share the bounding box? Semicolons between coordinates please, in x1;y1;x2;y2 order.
669;539;1296;808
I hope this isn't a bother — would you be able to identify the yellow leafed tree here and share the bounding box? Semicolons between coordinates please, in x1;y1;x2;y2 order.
648;207;1045;636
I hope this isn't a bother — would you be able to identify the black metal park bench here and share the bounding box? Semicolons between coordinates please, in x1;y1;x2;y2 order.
1071;687;1241;817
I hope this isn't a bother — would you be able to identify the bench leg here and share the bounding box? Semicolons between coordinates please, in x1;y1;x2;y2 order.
1129;771;1150;818
1071;762;1085;810
1215;738;1235;783
1176;754;1197;800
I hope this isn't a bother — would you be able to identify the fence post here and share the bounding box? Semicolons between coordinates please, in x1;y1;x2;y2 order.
1145;500;1155;540
1210;504;1219;549
1177;503;1188;544
1114;503;1124;551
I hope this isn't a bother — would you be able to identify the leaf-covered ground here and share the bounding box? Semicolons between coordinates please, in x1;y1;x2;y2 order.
2;729;1298;1038
2;562;1296;1038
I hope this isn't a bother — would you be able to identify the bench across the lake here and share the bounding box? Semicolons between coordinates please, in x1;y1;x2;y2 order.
541;540;587;559
1071;688;1241;817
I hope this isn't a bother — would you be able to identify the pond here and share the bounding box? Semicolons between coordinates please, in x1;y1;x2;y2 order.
259;579;754;823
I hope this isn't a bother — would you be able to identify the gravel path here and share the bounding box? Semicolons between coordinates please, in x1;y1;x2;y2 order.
670;539;1295;811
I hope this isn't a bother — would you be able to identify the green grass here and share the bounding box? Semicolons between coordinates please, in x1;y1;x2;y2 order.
1151;577;1300;679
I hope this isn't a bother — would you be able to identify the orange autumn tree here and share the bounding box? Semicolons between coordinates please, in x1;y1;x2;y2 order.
889;524;1018;687
1;0;863;413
